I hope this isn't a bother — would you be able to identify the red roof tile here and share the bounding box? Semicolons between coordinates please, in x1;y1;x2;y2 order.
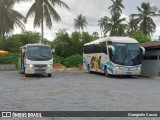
141;41;160;49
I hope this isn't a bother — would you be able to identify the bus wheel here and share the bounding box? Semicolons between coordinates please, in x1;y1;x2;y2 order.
87;65;91;73
25;74;29;77
48;74;52;77
104;66;110;77
20;70;23;74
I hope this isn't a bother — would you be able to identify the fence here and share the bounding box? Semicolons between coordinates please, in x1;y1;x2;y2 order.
0;64;16;71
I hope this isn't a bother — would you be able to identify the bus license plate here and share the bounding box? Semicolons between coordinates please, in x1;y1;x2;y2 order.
126;72;132;74
36;69;45;71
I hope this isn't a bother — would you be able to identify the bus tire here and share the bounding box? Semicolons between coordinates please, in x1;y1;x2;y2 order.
20;70;23;74
25;74;29;77
48;74;52;77
104;66;110;77
87;65;91;73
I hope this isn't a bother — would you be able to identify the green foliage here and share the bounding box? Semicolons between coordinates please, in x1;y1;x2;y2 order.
0;53;19;68
0;53;82;70
20;31;40;45
53;54;83;68
3;37;23;53
42;38;52;45
81;32;94;44
0;0;25;41
0;40;5;50
129;32;150;43
53;29;72;57
63;54;83;68
53;54;64;65
53;30;93;57
131;2;160;36
0;31;40;53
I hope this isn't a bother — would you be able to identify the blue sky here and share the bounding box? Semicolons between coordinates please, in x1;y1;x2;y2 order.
14;0;160;41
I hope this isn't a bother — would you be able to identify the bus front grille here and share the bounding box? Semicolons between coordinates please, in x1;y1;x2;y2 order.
34;64;47;68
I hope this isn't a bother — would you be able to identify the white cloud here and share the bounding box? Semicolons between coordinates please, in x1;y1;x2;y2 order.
13;0;160;41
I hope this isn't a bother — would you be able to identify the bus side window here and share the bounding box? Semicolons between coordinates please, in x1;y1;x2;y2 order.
89;44;94;53
94;44;101;53
84;44;94;54
84;46;88;54
100;42;107;54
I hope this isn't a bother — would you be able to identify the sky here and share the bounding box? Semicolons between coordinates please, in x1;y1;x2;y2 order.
13;0;160;41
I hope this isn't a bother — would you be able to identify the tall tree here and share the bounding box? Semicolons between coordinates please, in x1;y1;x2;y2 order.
25;0;69;41
131;2;160;36
74;14;87;34
103;13;126;36
126;16;139;34
0;0;25;41
108;0;125;16
98;16;108;37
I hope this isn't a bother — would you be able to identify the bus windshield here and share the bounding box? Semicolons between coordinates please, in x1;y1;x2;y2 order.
26;46;52;61
111;43;141;66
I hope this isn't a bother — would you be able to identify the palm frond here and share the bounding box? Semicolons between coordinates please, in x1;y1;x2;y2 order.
25;3;36;22
50;0;70;10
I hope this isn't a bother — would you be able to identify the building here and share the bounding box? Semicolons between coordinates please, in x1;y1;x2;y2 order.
141;41;160;76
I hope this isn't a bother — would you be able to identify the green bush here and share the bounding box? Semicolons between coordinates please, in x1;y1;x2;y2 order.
0;53;19;68
53;54;83;67
0;53;83;69
129;32;150;43
63;54;83;67
53;54;64;64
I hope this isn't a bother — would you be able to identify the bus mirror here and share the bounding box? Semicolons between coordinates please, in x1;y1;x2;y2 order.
95;42;99;45
108;45;115;55
22;49;25;53
52;49;55;53
140;46;145;56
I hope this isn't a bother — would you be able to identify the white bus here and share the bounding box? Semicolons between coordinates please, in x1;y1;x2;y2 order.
19;44;54;77
83;37;145;76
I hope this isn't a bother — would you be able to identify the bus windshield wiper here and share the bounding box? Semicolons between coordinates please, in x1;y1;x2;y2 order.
39;54;52;59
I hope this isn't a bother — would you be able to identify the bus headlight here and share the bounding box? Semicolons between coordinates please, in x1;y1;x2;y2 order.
137;67;141;70
47;64;52;67
115;66;120;69
29;64;33;68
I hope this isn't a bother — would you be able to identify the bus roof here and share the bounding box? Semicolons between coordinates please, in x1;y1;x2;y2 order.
84;37;139;46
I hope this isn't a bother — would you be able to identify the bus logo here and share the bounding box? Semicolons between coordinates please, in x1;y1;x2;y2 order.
2;112;11;117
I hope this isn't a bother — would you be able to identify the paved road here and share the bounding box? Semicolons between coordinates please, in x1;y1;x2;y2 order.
0;71;160;120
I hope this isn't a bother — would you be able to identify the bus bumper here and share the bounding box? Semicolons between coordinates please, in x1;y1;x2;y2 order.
114;70;141;75
108;66;141;75
25;64;53;74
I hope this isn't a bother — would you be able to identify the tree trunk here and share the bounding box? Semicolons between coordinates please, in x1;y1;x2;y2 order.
101;30;103;38
1;31;5;50
41;2;44;43
143;18;147;36
2;31;5;42
79;28;80;35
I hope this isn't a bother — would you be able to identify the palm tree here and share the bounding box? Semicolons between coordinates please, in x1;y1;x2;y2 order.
98;16;108;37
126;16;139;34
131;2;160;37
0;0;25;41
108;0;125;15
103;13;126;36
25;0;70;41
92;32;99;37
74;14;87;34
117;24;127;36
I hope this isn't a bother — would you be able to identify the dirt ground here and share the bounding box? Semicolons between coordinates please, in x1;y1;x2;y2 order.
53;63;83;71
